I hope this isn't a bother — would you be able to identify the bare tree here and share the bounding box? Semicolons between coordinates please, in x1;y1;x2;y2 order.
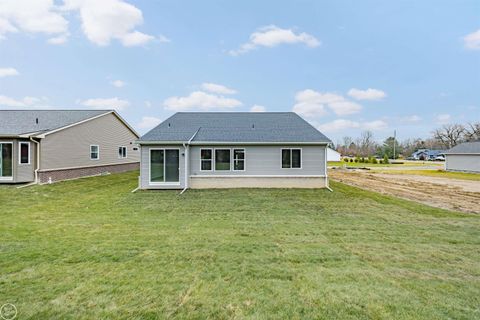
465;122;480;141
433;124;466;148
359;131;375;157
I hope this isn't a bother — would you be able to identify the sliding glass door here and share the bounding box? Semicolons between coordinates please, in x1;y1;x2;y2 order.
150;149;179;183
0;143;13;179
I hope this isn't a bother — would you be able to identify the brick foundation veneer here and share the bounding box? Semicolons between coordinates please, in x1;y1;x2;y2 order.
38;162;139;184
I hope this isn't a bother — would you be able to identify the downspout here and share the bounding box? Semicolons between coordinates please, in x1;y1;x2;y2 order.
17;137;40;188
180;128;201;195
325;144;333;192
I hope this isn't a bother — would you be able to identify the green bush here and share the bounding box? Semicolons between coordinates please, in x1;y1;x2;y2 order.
383;154;389;164
343;158;349;163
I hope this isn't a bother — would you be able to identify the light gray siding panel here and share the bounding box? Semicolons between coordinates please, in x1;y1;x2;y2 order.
140;145;185;189
40;113;139;170
16;139;36;182
446;154;480;173
0;138;35;183
189;145;326;176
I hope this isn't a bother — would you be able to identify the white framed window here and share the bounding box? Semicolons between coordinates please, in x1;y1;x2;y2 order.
215;149;231;171
233;149;245;171
19;141;30;165
200;149;213;171
118;146;127;159
90;145;99;160
281;148;302;169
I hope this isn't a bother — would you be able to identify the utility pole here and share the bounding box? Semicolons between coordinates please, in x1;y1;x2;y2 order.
393;130;396;160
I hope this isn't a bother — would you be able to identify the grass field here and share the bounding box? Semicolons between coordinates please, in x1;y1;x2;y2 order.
328;160;442;168
372;169;480;181
1;171;479;319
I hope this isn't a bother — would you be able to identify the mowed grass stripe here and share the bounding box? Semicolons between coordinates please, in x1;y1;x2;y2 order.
0;171;479;319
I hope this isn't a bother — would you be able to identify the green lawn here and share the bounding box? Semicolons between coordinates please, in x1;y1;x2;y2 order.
328;160;443;168
1;171;479;319
373;169;480;181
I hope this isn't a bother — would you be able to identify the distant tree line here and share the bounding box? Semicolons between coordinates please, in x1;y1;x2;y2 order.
335;122;480;159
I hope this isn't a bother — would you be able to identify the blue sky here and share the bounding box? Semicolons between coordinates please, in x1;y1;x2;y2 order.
0;0;479;143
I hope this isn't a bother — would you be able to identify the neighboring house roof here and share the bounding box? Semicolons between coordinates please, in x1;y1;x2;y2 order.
139;112;331;144
444;141;480;154
412;149;444;157
0;110;139;138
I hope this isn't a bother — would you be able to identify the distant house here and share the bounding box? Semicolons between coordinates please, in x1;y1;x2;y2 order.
411;149;444;161
137;112;332;190
444;141;480;173
0;110;140;184
327;147;341;162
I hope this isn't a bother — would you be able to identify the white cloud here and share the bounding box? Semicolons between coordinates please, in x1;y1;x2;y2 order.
119;30;154;47
144;100;152;107
328;101;362;115
463;29;480;50
362;120;388;131
138;116;161;129
401;115;421;123
230;25;320;56
79;97;129;110
201;83;237;95
111;80;126;88
318;119;360;132
0;67;19;77
164;91;242;111
157;34;170;43
47;34;68;44
250;105;266;112
0;0;69;41
435;113;451;124
63;0;155;47
318;119;388;133
0;95;48;107
347;88;387;101
0;0;154;46
292;89;362;118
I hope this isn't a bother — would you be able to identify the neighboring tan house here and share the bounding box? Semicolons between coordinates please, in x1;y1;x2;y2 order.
444;141;480;173
137;112;332;190
0;110;140;184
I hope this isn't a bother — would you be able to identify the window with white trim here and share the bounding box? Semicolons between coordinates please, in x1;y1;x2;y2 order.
233;149;245;171
90;145;99;160
281;148;301;168
215;149;231;170
118;146;127;159
200;149;212;171
19;142;30;164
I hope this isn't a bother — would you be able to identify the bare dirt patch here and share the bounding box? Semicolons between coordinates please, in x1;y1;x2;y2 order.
330;169;480;214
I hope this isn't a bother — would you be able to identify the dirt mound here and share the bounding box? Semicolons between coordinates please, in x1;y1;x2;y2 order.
330;170;480;214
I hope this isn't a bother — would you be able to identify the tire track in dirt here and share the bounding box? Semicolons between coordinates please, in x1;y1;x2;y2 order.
330;170;480;214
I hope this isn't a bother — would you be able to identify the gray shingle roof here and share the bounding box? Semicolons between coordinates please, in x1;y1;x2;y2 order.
0;110;111;136
444;141;480;154
140;112;331;144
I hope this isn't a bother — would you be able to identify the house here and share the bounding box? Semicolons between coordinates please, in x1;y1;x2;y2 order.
137;112;332;190
0;110;140;184
411;149;444;161
327;147;341;162
444;141;480;173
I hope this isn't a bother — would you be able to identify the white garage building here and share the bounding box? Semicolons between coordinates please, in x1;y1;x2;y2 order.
444;141;480;173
